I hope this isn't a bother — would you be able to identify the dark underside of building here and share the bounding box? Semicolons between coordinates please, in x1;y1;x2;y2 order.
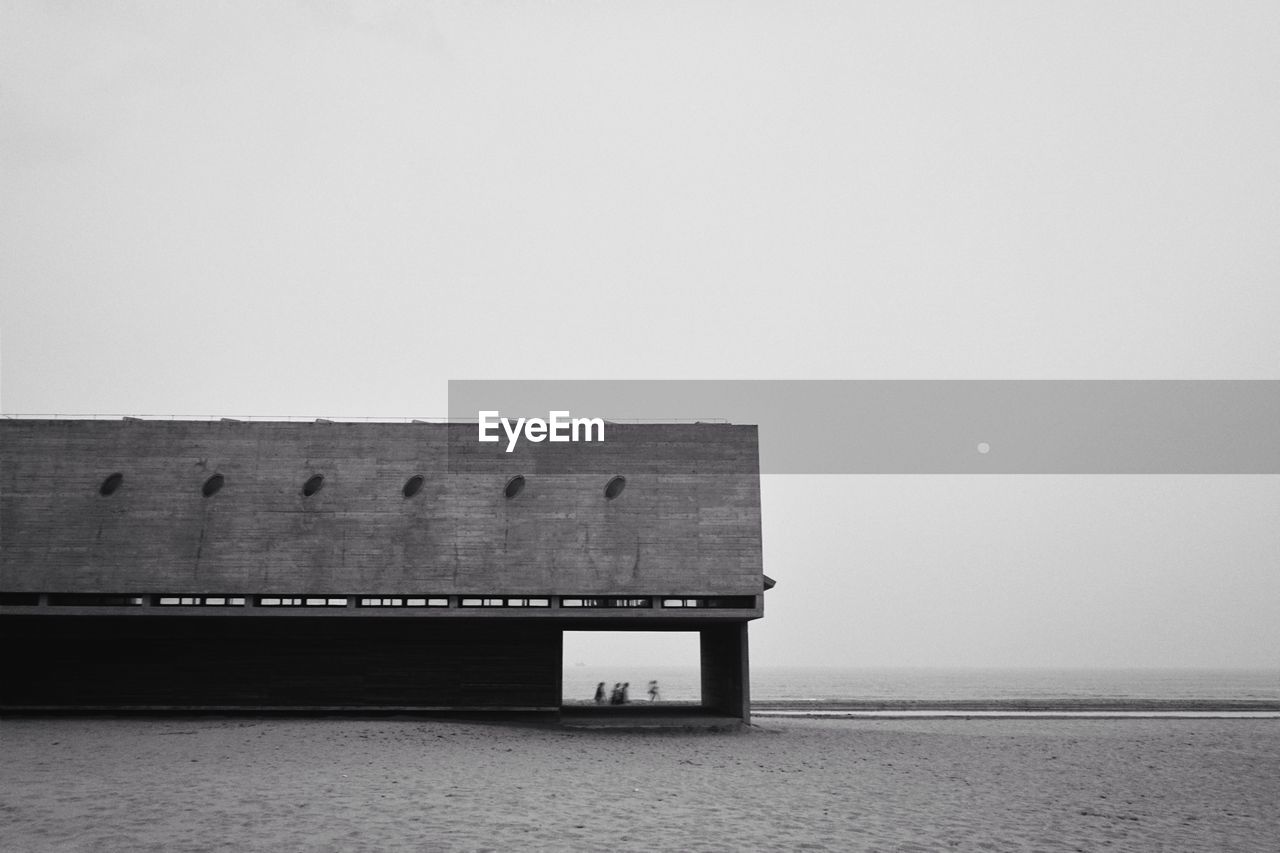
1;419;768;720
2;616;750;717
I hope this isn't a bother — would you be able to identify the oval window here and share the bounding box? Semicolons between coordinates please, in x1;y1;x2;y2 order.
504;475;526;499
302;474;325;497
99;472;124;496
202;473;225;497
403;474;425;498
604;475;627;500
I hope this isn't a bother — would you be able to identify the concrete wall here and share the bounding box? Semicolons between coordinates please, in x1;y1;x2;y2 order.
0;420;762;597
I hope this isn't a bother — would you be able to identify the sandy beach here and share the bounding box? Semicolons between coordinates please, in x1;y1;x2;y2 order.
2;716;1277;851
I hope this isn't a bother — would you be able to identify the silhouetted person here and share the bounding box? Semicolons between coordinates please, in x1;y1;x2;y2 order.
620;682;630;704
610;683;623;705
648;680;660;702
593;682;606;704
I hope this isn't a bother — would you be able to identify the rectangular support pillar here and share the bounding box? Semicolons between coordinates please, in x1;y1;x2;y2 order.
699;622;750;722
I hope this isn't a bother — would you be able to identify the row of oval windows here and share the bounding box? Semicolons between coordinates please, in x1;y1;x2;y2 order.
97;472;628;500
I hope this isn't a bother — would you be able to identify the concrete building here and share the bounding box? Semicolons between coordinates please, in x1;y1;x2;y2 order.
0;418;768;720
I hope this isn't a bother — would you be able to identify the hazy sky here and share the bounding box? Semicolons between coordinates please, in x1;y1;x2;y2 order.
3;2;1277;668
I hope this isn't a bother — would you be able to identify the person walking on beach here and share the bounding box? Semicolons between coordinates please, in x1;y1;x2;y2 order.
610;683;623;705
593;682;606;704
620;682;630;704
647;680;660;702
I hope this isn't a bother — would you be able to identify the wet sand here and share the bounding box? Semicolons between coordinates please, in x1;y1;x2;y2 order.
2;716;1277;851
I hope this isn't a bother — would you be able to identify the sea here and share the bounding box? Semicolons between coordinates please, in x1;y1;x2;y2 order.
563;665;1280;710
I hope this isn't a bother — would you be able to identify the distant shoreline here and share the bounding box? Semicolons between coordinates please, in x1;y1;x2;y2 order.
564;696;1280;714
750;698;1280;713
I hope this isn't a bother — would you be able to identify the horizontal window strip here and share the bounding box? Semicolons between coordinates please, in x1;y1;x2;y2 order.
662;596;757;609
559;597;653;609
357;597;449;608
8;593;758;610
257;597;348;607
459;597;551;608
155;596;246;606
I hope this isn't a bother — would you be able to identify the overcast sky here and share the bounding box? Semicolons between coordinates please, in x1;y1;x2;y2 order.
3;1;1277;669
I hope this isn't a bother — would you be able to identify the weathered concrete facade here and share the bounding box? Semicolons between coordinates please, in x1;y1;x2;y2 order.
1;419;766;717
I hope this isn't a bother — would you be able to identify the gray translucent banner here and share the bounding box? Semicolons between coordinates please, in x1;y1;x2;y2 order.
447;380;1280;474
